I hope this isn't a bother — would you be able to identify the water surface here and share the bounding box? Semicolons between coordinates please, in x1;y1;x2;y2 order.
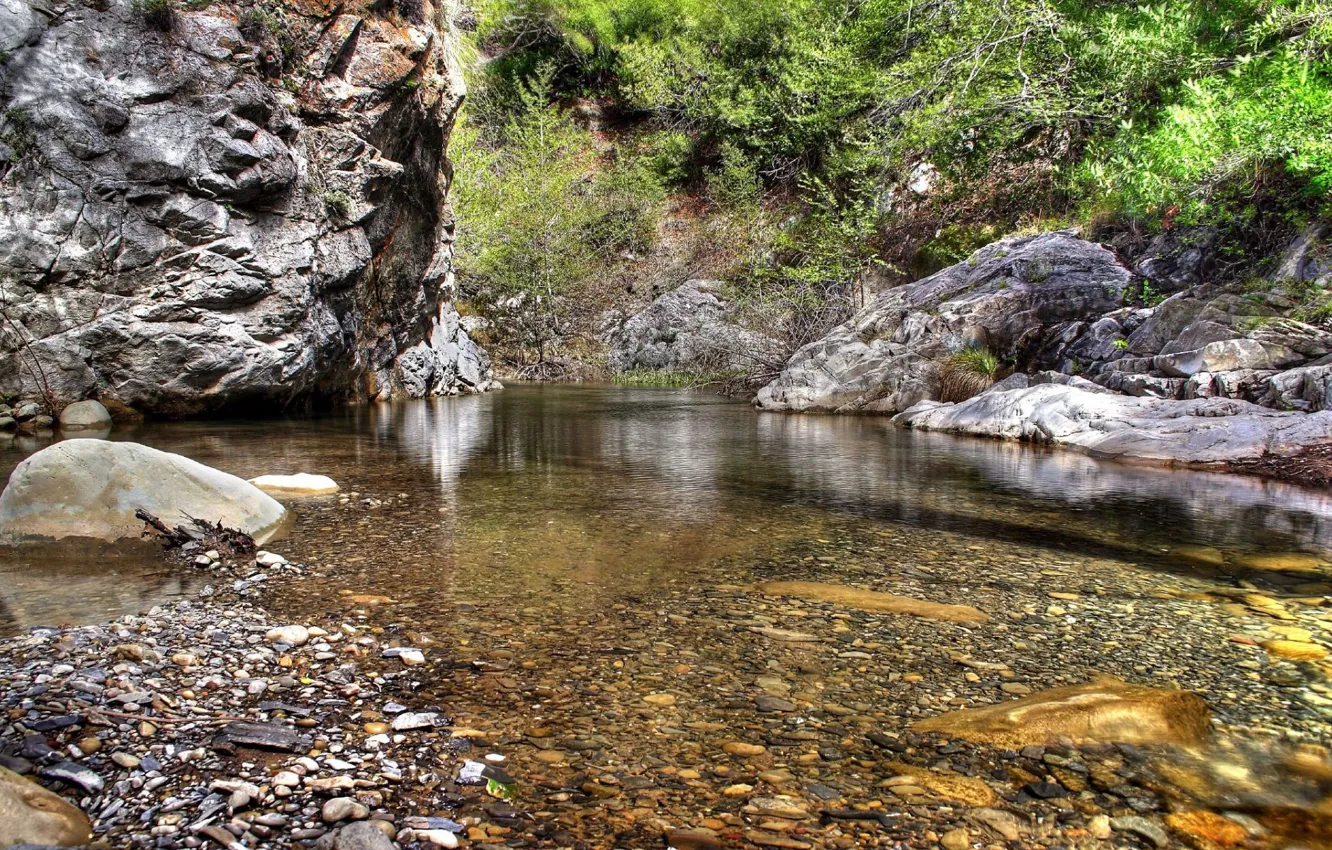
2;383;1331;632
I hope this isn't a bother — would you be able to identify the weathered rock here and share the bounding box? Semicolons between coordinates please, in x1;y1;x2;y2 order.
249;474;341;497
211;721;309;754
756;581;987;623
56;400;112;431
893;384;1332;471
604;280;782;377
0;0;493;414
0;765;93;847
1155;339;1304;378
913;676;1212;747
755;231;1134;413
319;822;397;850
0;440;287;543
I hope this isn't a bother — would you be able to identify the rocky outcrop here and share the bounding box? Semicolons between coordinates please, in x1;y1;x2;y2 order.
0;440;288;543
603;280;782;377
893;382;1332;470
0;0;494;416
754;232;1135;413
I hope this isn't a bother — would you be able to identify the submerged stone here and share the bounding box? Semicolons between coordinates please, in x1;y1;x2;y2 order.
249;473;341;496
756;580;988;623
913;675;1212;748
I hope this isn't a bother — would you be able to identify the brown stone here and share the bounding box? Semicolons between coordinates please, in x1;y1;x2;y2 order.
1262;640;1328;661
1165;811;1248;848
756;581;987;623
912;676;1212;748
883;763;997;806
0;766;93;847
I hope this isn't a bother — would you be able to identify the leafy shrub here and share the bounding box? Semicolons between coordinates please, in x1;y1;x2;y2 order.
939;347;1001;403
134;0;175;31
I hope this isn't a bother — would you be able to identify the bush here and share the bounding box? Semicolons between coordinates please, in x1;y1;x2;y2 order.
134;0;175;31
939;347;1001;403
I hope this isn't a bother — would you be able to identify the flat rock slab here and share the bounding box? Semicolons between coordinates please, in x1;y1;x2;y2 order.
248;473;340;496
893;383;1332;470
0;440;288;544
211;721;310;754
912;676;1212;748
757;581;988;623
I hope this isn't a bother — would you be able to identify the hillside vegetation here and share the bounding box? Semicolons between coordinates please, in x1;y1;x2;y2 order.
451;0;1332;373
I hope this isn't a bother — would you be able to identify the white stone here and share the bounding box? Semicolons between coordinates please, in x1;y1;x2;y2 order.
256;551;288;567
0;441;288;544
894;383;1332;468
58;400;112;431
265;625;310;647
248;473;340;496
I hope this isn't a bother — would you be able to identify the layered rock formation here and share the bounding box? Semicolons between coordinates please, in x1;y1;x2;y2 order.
0;0;495;415
894;382;1332;471
602;279;782;377
756;228;1332;416
754;232;1135;413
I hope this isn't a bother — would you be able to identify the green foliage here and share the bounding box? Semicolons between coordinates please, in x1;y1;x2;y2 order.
474;0;1332;231
322;190;353;218
939;346;1002;402
133;0;175;31
1112;337;1130;350
452;65;665;362
0;108;35;165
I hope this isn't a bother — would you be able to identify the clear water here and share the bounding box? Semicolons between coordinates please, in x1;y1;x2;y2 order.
2;383;1331;634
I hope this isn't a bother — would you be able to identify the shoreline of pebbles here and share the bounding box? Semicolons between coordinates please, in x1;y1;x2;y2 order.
0;548;489;850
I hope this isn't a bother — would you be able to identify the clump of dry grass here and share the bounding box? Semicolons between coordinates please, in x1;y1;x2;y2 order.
939;347;1001;402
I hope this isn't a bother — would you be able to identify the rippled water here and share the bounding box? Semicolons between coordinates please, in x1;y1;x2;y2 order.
2;383;1332;633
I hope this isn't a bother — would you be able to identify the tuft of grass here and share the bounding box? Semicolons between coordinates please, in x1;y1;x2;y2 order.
322;190;353;218
939;347;1001;403
611;369;699;387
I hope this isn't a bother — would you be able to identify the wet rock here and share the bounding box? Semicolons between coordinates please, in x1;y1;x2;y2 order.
756;581;988;623
0;765;93;847
883;763;997;806
57;400;112;431
665;827;724;850
967;808;1022;841
914;676;1212;747
1111;815;1170;848
266;625;311;646
0;441;287;544
940;828;969;850
249;474;341;497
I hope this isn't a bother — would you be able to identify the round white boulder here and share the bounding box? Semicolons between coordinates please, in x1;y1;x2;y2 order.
248;473;340;496
0;440;288;544
58;400;112;431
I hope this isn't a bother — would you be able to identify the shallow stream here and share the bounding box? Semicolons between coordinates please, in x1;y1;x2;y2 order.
4;384;1332;847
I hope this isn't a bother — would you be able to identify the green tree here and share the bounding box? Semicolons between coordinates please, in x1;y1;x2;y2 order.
452;66;663;367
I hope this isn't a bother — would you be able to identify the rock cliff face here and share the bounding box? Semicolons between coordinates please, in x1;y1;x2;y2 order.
0;0;495;415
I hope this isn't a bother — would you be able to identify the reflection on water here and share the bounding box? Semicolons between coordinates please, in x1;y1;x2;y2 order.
2;383;1332;631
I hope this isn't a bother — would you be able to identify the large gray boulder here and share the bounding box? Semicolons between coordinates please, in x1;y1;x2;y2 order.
57;399;112;431
755;231;1134;413
0;0;493;415
603;280;782;376
0;440;288;543
893;383;1332;468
